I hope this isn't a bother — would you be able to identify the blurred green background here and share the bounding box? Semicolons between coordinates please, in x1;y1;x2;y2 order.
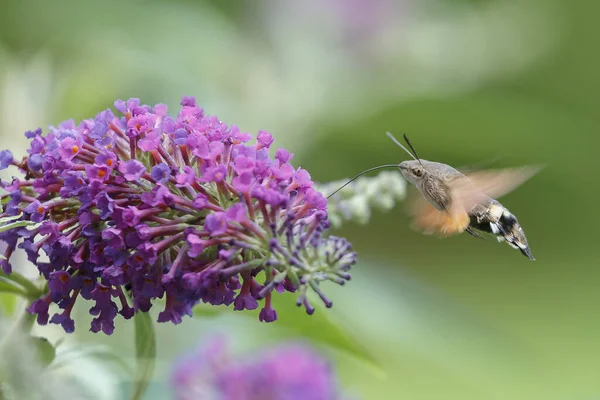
1;0;599;399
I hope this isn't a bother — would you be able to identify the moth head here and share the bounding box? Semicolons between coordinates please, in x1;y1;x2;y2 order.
386;132;428;187
399;160;426;186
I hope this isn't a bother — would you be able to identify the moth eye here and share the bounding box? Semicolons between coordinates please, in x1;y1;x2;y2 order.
412;168;423;177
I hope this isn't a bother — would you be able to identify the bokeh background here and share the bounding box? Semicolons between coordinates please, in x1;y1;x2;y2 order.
1;0;599;399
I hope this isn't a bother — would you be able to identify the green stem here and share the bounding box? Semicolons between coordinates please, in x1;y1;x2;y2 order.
0;220;38;233
0;272;41;299
0;305;40;395
130;311;156;400
0;281;28;297
0;305;35;354
18;312;36;333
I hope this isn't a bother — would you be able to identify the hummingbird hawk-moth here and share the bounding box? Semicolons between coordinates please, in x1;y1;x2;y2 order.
327;132;540;260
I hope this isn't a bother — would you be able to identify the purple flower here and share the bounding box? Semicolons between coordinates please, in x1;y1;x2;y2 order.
233;294;259;311
118;160;146;181
171;338;351;400
232;171;255;193
58;136;83;160
201;165;226;183
89;284;118;335
85;164;111;183
154;103;168;117
195;140;224;162
256;130;274;149
96;192;115;219
50;312;75;333
233;155;256;174
180;96;196;107
225;203;247;223
27;153;44;171
138;128;163;151
114;98;140;114
275;148;293;163
0;149;13;169
23;200;46;223
186;233;206;258
233;275;259;311
26;297;50;325
48;271;72;300
95;151;117;169
151;163;171;183
0;96;355;334
141;184;173;207
175;166;196;185
172;128;189;145
272;162;295;181
25;128;42;139
259;302;278;323
204;212;228;236
89;112;110;139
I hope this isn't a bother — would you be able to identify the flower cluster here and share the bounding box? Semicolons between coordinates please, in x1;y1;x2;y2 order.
0;96;356;334
171;338;351;400
317;170;406;227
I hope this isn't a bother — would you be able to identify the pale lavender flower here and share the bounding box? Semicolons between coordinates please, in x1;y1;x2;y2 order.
171;338;354;400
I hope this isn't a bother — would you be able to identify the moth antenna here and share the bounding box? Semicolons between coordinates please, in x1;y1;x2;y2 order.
402;134;422;163
326;164;399;199
386;132;417;160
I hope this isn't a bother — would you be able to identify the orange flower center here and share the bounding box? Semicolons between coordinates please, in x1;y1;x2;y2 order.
71;145;79;154
98;169;106;178
37;206;44;213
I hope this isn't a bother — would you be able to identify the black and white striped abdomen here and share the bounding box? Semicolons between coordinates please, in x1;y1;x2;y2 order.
468;200;534;260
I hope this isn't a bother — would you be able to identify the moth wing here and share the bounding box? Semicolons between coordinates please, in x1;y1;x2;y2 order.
456;156;504;174
461;166;542;200
407;165;540;237
407;189;471;236
445;175;491;213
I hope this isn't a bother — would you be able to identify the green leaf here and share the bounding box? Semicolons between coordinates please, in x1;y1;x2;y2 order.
270;293;381;370
31;336;56;368
51;344;133;375
130;311;156;400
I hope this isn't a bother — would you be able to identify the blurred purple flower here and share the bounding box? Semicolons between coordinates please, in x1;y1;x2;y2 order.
0;96;356;334
171;338;353;400
0;149;14;169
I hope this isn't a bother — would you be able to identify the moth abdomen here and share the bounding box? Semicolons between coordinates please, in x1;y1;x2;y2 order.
469;200;535;260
